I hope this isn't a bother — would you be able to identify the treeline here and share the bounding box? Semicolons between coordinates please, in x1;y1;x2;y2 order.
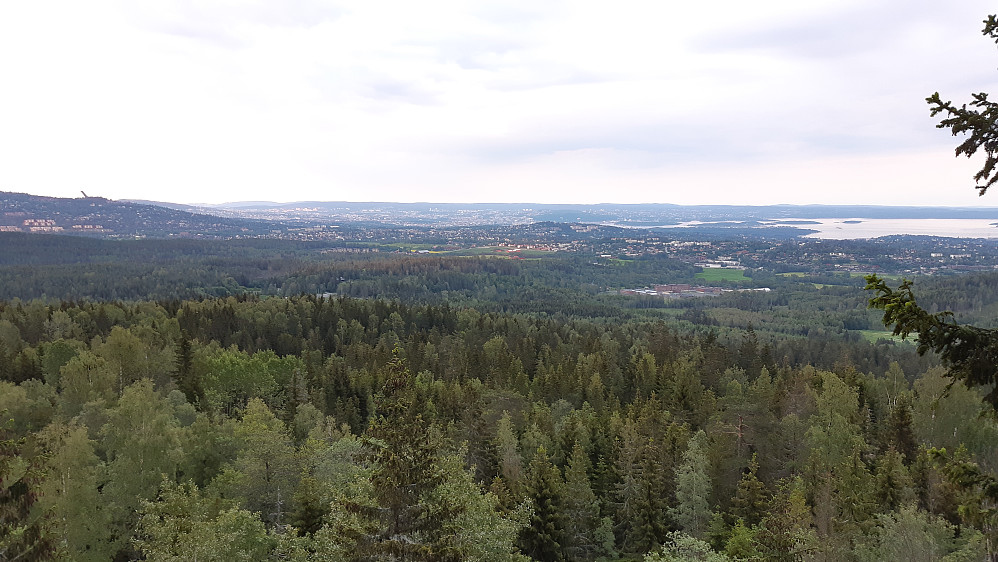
0;233;695;309
1;294;995;560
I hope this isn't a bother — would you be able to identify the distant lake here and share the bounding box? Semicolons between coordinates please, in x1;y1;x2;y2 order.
764;218;998;239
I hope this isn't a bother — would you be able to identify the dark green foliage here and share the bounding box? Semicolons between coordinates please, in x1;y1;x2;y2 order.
754;477;815;561
0;249;995;560
874;448;915;513
867;274;998;408
173;334;203;407
291;476;328;537
562;441;601;560
729;453;768;527
340;352;463;561
886;395;918;463
519;446;567;561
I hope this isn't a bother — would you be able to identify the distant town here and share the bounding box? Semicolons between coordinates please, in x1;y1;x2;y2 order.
4;191;998;277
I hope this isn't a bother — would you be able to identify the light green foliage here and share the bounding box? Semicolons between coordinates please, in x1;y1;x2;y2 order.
496;411;524;489
223;397;298;524
40;338;83;387
853;506;986;562
805;371;865;469
58;351;117;417
178;412;235;488
100;379;184;555
724;519;758;560
431;454;531;562
198;347;303;413
307;431;365;495
672;430;712;539
0;319;22;355
35;421;112;561
914;367;998;467
0;381;54;437
290;402;324;444
137;480;276;561
96;326;152;394
644;531;733;562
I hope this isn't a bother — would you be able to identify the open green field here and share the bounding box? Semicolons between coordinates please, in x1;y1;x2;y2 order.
695;267;748;282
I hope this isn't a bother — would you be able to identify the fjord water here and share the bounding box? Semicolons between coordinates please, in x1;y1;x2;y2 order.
774;218;998;239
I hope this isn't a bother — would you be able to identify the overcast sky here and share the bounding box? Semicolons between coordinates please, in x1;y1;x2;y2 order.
3;1;998;206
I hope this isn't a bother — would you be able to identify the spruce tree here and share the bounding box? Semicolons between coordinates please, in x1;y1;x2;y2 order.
729;453;769;528
672;430;712;539
885;394;918;464
562;440;600;560
519;446;566;562
341;350;461;561
173;333;204;408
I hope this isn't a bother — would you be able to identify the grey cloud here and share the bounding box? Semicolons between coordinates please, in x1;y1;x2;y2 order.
432;99;942;169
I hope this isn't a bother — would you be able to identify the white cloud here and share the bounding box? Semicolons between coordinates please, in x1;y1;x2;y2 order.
2;0;998;205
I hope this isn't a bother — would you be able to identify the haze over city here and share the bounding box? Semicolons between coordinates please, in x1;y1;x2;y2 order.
3;0;998;206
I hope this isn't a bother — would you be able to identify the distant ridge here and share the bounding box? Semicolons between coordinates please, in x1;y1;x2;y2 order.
0;191;276;238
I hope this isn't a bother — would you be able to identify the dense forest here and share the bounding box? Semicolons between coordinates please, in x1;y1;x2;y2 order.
3;235;998;561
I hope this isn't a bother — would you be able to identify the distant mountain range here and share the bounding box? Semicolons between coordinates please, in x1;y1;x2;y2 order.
4;191;998;239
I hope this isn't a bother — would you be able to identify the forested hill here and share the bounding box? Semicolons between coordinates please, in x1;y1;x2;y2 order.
0;191;275;238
